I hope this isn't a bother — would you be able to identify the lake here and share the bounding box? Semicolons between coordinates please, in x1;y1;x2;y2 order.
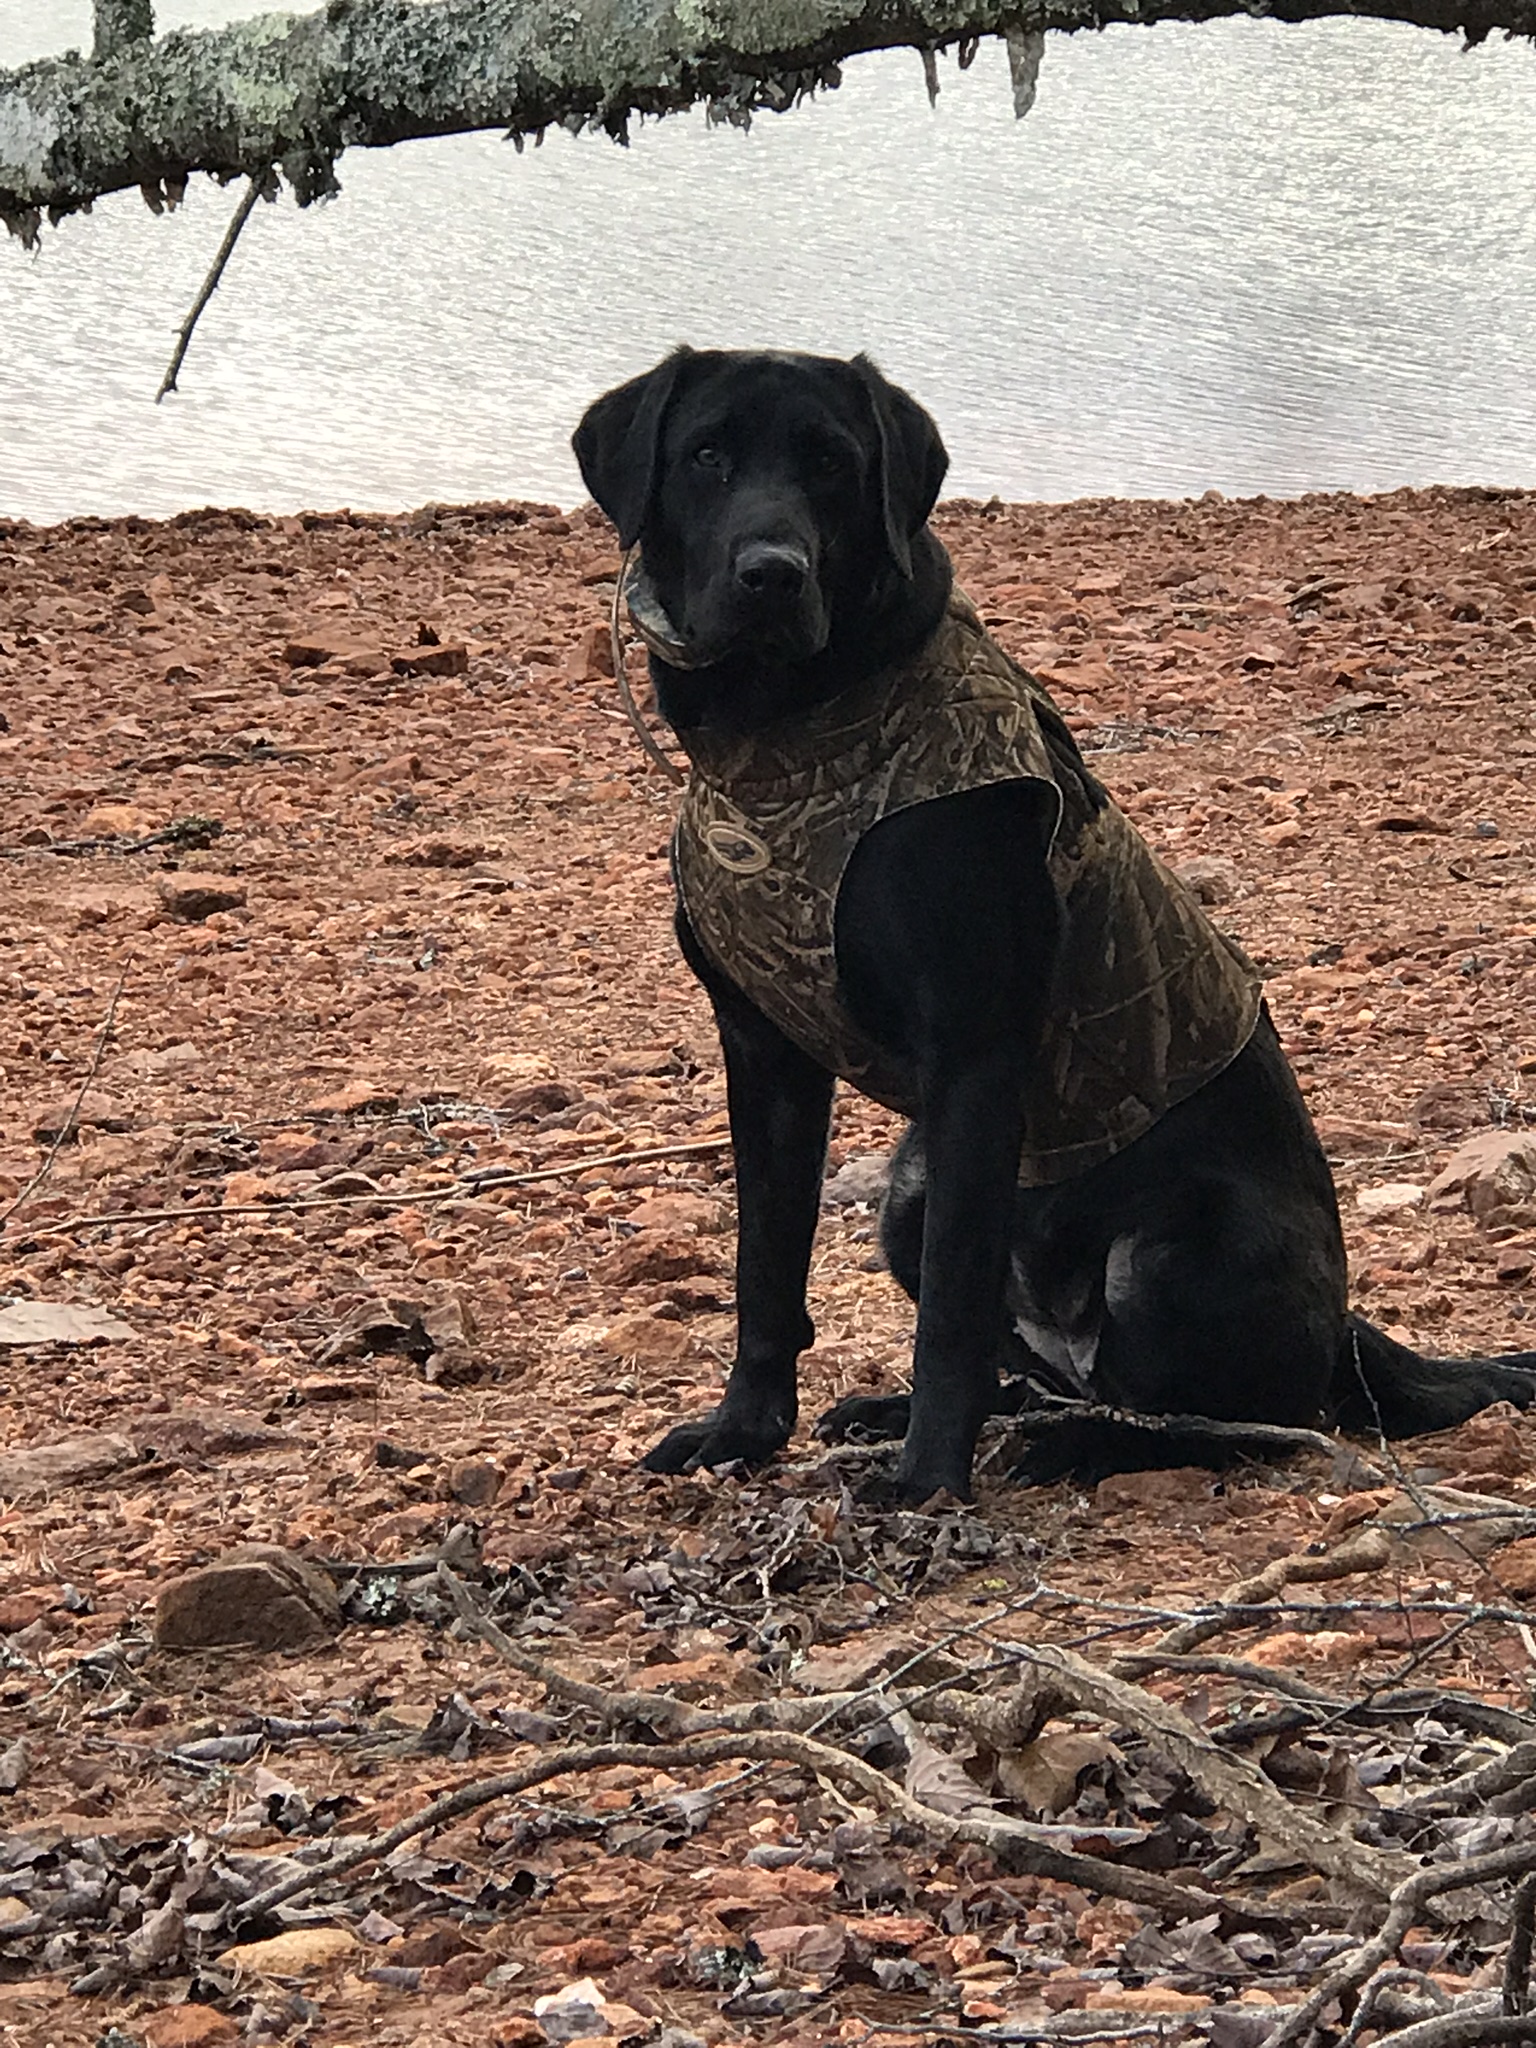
2;2;1535;522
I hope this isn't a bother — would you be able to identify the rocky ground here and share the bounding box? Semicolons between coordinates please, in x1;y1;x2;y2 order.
2;484;1536;2047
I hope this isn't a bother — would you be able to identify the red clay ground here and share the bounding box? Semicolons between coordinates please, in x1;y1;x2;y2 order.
1;485;1536;2046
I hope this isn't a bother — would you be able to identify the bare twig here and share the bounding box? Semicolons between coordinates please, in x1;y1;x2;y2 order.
1353;2015;1536;2047
1507;1870;1536;2016
18;1136;731;1240
156;173;267;400
1112;1525;1398;1666
998;1639;1409;1900
1341;1969;1451;2046
234;1729;1227;1927
1400;1738;1536;1818
0;816;223;860
1011;1393;1387;1475
1261;1839;1536;2047
0;970;125;1238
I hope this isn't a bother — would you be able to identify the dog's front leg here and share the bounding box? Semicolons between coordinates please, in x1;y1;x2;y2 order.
642;918;834;1475
895;1054;1028;1504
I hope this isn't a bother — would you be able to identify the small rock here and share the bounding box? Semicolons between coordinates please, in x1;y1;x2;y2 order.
1427;1131;1536;1225
0;1739;31;1792
391;641;469;677
567;621;615;684
128;1403;293;1458
594;1314;690;1365
823;1154;891;1207
1497;1245;1536;1284
533;1978;614;2043
1174;855;1241;905
1257;818;1303;848
223;1925;357;1975
375;1438;433;1469
140;2010;242;2048
1314;1115;1416;1157
0;1301;137;1346
1357;1182;1425;1217
594;1232;720;1288
0;1592;54;1633
155;872;248;922
154;1543;342;1651
30;1089;132;1141
624;1192;725;1234
447;1457;501;1507
283;630;386;669
0;1432;139;1498
304;1080;401;1116
294;1373;372;1401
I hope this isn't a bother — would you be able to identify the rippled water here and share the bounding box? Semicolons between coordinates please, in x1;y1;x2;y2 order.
2;4;1536;521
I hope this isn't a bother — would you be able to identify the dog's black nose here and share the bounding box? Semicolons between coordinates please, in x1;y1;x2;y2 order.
734;544;810;603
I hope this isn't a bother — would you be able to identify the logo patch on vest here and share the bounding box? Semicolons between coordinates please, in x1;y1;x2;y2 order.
703;821;772;876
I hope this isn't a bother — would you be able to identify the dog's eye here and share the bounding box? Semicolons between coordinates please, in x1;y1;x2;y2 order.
812;448;847;477
693;445;726;471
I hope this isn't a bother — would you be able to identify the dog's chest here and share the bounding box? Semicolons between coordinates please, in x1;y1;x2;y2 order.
672;600;1262;1185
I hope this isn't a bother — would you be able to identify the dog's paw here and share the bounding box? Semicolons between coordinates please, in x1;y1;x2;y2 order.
815;1393;913;1444
640;1407;791;1475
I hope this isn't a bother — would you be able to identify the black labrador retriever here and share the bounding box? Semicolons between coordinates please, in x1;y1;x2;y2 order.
573;345;1536;1504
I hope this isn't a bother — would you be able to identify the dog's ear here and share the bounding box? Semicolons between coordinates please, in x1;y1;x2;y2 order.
852;355;949;578
572;348;695;549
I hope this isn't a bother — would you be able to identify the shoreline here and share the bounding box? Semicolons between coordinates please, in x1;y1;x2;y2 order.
4;477;1536;542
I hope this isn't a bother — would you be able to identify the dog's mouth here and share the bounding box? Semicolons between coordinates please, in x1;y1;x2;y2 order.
626;559;829;673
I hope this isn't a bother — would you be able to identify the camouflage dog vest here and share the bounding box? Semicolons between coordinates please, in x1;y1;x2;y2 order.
672;593;1261;1186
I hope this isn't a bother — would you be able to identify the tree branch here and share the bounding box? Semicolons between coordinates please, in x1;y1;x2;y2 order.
5;0;1536;245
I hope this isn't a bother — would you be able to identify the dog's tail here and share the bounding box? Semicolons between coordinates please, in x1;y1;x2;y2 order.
1332;1312;1536;1437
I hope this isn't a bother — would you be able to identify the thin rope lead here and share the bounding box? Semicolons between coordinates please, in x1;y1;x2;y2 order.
610;549;686;786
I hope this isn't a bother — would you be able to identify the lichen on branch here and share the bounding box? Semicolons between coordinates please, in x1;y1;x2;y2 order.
4;0;1535;243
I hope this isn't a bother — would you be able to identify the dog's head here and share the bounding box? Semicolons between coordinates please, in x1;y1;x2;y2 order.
573;349;949;704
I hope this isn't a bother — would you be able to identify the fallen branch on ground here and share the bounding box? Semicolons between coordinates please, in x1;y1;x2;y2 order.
233;1727;1228;1927
1001;1639;1410;1900
1112;1525;1399;1664
441;1565;1400;1900
1261;1838;1536;2047
1009;1395;1390;1484
13;1136;732;1239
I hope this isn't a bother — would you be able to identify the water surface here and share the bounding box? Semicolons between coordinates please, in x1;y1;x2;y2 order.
2;3;1535;520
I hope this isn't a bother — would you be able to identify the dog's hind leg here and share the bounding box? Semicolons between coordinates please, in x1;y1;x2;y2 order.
1333;1315;1536;1436
1012;1186;1342;1486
